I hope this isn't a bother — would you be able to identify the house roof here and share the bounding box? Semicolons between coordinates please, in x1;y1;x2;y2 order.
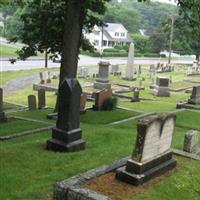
104;23;128;33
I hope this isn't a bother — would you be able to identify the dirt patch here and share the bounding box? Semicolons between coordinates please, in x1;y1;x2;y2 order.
85;157;183;200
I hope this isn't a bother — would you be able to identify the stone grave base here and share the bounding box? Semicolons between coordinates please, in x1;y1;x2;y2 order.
47;113;57;120
153;86;170;97
93;81;111;90
47;127;85;152
122;77;137;81
188;98;200;105
116;152;176;186
176;102;200;110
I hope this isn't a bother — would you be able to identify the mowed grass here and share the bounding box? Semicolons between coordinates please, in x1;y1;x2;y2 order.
0;109;200;199
0;44;18;57
0;118;49;137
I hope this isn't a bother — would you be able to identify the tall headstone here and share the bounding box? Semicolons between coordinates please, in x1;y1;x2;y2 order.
47;78;85;152
116;113;177;186
39;72;45;84
188;85;200;104
28;95;37;111
153;77;170;97
125;43;135;80
38;89;46;109
183;130;199;154
0;88;7;123
93;61;111;90
46;71;51;83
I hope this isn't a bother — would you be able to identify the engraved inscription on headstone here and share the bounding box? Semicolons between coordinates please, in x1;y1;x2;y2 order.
116;113;177;186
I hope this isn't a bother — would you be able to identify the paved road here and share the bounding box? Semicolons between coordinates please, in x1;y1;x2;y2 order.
0;55;194;72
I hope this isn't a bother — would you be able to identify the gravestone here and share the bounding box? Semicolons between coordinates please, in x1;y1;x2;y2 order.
38;89;46;109
131;88;140;102
138;65;142;75
0;88;7;123
47;78;85;152
46;71;51;83
183;130;199;154
28;95;37;111
80;93;87;114
153;77;170;97
39;72;45;84
111;64;119;74
116;113;177;186
149;64;156;73
79;67;89;78
93;89;112;110
188;85;200;104
93;61;111;90
125;43;136;81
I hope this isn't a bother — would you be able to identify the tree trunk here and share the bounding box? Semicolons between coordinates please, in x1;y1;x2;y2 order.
196;54;199;62
59;0;84;83
54;0;85;113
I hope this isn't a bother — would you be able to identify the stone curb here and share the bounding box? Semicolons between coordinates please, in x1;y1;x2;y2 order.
54;156;130;200
108;112;155;125
117;106;144;113
0;125;54;141
172;149;200;160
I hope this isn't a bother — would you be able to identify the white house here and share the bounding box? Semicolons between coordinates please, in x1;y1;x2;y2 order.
84;23;132;52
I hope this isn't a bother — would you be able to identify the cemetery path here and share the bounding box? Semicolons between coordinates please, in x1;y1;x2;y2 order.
2;73;39;95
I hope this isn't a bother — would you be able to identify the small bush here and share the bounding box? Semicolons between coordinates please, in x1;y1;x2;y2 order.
102;97;118;111
104;48;120;53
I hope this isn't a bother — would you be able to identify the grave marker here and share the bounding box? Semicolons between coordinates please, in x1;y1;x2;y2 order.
0;88;7;122
28;95;37;111
47;78;85;152
38;89;46;109
116;113;177;186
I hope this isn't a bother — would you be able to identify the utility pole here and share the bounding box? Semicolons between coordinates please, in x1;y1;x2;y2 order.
100;24;104;58
168;15;175;65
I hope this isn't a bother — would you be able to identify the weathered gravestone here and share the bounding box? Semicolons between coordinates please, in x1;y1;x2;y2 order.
153;77;170;97
94;61;111;90
79;67;89;78
47;78;85;152
38;89;46;109
183;130;199;154
39;72;45;84
28;95;37;111
93;89;112;110
80;93;87;114
131;88;140;102
116;113;177;186
0;88;7;123
188;85;200;104
124;43;136;81
46;71;51;83
111;64;119;75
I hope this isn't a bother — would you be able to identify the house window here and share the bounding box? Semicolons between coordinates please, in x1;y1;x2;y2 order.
94;31;100;36
121;33;125;37
103;40;107;46
115;32;119;37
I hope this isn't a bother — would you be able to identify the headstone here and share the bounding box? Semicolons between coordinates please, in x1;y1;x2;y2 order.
93;61;111;90
149;64;156;73
39;72;45;84
0;88;7;123
38;89;46;109
111;64;119;74
183;130;199;154
93;89;112;110
138;65;142;75
80;93;87;114
46;71;51;83
116;113;177;186
28;95;37;111
188;85;200;104
153;77;170;97
78;67;89;78
47;78;85;152
131;88;140;102
125;43;136;80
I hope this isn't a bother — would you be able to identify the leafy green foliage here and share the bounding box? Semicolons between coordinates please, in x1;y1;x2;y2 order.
102;97;118;110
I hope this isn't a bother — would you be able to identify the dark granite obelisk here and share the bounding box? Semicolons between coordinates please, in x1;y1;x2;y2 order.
47;78;85;152
0;88;7;123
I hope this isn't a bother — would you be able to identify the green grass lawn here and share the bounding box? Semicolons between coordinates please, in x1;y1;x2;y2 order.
0;109;200;199
0;44;19;57
0;118;49;137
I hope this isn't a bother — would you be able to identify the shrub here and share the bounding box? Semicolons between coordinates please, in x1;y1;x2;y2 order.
102;97;118;111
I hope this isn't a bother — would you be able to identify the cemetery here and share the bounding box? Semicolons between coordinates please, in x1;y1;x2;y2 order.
0;0;200;200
